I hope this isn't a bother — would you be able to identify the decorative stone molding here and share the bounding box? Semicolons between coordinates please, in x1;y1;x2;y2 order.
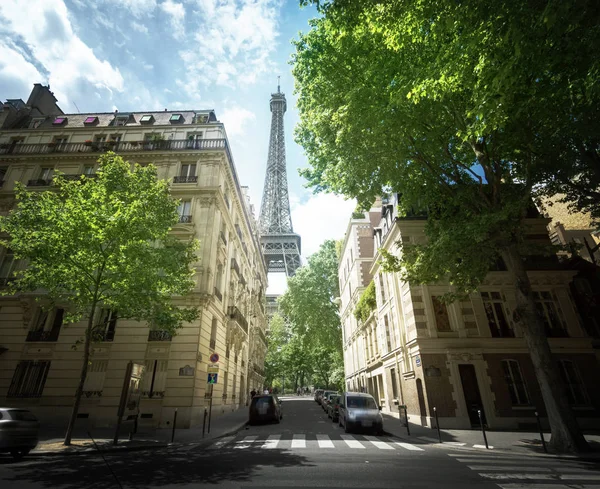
20;299;33;328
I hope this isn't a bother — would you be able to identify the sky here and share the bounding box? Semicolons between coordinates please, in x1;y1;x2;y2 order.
0;0;357;294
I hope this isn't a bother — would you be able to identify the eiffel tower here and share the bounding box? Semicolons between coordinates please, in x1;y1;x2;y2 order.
259;80;302;276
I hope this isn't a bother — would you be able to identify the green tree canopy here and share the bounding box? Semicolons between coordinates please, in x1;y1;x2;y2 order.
292;0;599;452
0;153;200;444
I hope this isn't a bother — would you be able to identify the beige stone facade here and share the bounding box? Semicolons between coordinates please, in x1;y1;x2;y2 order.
340;194;600;430
0;85;268;429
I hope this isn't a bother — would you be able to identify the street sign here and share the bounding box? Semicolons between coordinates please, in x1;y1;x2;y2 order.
207;373;218;384
415;355;421;367
209;353;219;363
207;365;219;374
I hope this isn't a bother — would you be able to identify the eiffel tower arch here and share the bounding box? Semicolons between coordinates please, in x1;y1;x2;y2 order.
259;82;302;276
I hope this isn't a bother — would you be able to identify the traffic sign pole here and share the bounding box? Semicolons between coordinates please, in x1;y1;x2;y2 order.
208;384;213;434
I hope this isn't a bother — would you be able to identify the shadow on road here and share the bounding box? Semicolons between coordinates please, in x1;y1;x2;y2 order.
2;445;315;488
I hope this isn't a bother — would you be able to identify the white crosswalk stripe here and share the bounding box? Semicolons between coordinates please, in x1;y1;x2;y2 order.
449;452;600;489
209;434;426;452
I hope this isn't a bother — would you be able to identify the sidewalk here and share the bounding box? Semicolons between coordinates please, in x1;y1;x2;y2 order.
382;412;600;458
32;406;249;456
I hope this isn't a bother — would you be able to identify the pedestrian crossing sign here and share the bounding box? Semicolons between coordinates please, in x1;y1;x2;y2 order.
207;373;218;384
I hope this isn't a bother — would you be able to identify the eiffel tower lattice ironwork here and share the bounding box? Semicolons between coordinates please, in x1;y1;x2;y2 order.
258;81;301;276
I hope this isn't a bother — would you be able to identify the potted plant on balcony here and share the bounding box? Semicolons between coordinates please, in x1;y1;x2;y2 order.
0;143;9;150
130;140;139;147
84;140;93;147
106;139;117;147
47;141;56;148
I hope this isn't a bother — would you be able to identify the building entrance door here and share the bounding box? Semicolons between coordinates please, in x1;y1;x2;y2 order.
458;364;486;427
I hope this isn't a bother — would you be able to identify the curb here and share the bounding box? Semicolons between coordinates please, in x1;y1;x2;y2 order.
30;441;170;458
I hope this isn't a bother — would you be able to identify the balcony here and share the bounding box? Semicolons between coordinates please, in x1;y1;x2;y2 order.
26;329;60;342
228;305;248;335
27;179;52;187
257;327;267;346
148;330;173;341
142;390;165;399
230;257;240;276
253;363;265;376
173;175;198;184
0;138;230;156
178;215;192;224
214;286;222;302
220;231;227;245
241;242;248;257
235;224;243;241
62;173;97;181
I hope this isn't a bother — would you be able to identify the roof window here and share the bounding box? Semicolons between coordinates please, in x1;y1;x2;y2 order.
53;117;67;126
140;114;155;124
169;114;183;123
113;113;131;126
84;116;98;125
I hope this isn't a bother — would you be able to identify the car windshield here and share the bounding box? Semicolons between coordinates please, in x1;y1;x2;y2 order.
347;397;378;409
251;396;272;408
8;409;37;421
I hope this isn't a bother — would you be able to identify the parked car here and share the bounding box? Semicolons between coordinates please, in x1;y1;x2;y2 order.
0;408;40;460
314;389;324;403
338;392;383;435
327;395;341;422
320;390;336;408
322;392;338;412
249;395;283;425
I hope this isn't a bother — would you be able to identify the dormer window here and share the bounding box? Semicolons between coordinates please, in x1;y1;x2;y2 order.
140;114;154;124
29;118;45;129
169;114;183;123
193;113;209;124
52;117;67;126
84;116;98;125
113;114;131;126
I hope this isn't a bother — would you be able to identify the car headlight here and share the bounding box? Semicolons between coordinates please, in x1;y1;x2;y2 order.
347;411;356;420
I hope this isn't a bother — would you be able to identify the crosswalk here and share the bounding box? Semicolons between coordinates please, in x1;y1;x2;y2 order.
449;453;600;488
209;434;425;452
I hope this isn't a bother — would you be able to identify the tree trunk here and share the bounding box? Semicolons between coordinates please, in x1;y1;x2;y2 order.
502;243;589;453
64;310;95;446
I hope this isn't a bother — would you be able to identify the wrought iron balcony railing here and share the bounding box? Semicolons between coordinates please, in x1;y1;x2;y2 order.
0;138;229;156
26;329;60;342
178;215;192;223
142;390;165;399
228;305;248;335
27;179;52;187
148;330;173;341
173;175;198;184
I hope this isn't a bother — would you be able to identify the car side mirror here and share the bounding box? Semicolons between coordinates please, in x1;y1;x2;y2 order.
378;406;382;411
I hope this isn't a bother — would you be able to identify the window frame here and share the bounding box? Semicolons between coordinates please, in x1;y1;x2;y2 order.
534;291;568;337
501;359;530;406
481;291;514;338
558;360;589;406
7;360;51;398
431;295;452;332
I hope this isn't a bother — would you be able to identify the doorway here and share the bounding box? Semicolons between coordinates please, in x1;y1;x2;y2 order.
458;364;486;427
416;378;427;426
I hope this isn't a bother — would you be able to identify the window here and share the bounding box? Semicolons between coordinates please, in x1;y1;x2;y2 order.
558;360;588;406
52;116;67;125
40;167;54;181
0;249;16;282
29;118;45;129
177;200;192;223
383;315;393;352
139;114;154;124
83;360;108;394
210;318;218;349
84;116;98;125
501;360;530;405
187;133;202;148
141;360;167;397
390;368;398;399
94;135;105;143
83;165;95;176
96;309;118;341
432;296;452;332
482;292;514;338
378;273;386;302
223;371;228;398
534;291;568;337
7;361;51;398
180;163;196;177
0;166;7;183
169;114;183;123
113;115;129;126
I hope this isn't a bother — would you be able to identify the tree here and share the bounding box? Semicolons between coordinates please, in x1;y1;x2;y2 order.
0;153;200;445
292;1;600;452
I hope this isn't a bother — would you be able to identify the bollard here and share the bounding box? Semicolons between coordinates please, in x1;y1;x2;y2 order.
202;408;208;439
433;407;442;443
535;411;548;453
171;408;178;444
478;410;489;449
403;405;410;436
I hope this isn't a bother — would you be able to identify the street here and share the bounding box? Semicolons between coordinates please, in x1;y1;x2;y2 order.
1;397;599;489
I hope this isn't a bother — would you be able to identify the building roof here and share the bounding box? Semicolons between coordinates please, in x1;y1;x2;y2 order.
7;110;218;130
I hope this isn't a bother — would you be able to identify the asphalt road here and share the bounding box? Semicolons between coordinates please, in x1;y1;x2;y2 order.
1;397;599;489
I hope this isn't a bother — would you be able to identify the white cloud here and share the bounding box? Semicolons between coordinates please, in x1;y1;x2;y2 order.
291;193;357;259
177;0;280;98
219;106;256;138
0;0;124;112
102;0;158;18
143;63;154;70
160;0;186;40
131;21;149;34
0;41;44;95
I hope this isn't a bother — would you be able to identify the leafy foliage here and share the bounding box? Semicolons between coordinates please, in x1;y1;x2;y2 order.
353;280;376;323
0;153;200;443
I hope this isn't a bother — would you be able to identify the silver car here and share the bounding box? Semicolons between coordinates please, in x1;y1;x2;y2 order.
338;392;384;435
0;408;40;460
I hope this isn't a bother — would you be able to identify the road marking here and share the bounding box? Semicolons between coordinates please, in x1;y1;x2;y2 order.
561;475;600;481
341;435;365;449
454;458;595;468
234;435;258;449
445;442;467;446
468;466;552;472
291;434;306;448
473;444;494;449
262;434;281;449
317;434;334;448
209;436;234;449
498;485;600;489
364;435;394;450
394;442;424;451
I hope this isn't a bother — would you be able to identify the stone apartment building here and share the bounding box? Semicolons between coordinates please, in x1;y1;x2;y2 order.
0;84;268;429
339;193;600;430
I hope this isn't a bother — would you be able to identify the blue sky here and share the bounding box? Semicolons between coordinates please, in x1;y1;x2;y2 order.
0;0;357;293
